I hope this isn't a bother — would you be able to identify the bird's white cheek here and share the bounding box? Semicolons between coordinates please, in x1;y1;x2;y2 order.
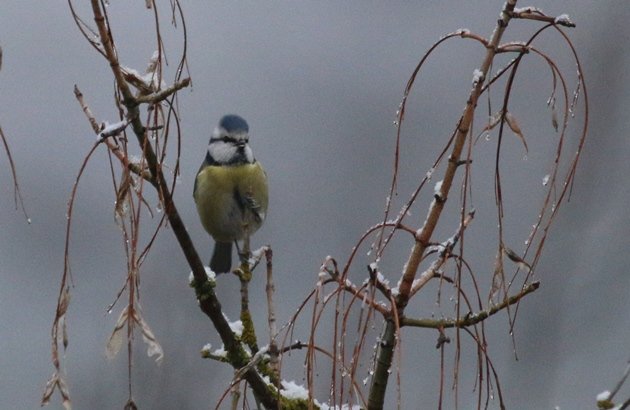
208;143;236;163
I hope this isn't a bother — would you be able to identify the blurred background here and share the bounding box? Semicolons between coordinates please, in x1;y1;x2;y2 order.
1;2;628;409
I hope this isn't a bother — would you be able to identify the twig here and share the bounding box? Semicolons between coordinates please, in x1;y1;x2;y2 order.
0;126;30;221
401;281;539;329
264;248;280;383
73;85;154;184
608;360;630;405
326;272;389;316
236;261;259;355
134;77;191;104
409;209;476;297
509;9;576;28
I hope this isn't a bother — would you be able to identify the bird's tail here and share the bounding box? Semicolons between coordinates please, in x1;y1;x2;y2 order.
210;241;233;274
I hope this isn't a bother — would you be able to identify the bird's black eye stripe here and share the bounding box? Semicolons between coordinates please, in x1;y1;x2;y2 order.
210;135;249;145
211;135;236;143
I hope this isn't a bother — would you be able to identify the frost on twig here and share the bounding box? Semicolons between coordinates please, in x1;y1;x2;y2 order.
509;8;576;28
120;51;191;104
188;266;217;286
201;343;229;362
73;85;154;184
597;360;630;410
98;120;130;140
554;14;574;27
134;77;191;104
120;51;164;95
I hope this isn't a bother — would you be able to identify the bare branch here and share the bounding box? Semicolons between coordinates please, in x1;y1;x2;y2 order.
410;208;475;297
509;8;576;28
0;126;30;222
325;272;389;316
264;248;281;382
73;85;155;184
134;77;191;104
401;281;539;329
396;1;519;307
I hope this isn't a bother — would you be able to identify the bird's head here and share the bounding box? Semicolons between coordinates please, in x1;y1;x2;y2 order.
207;114;254;165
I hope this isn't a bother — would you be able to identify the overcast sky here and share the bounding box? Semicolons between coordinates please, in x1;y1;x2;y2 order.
1;2;629;409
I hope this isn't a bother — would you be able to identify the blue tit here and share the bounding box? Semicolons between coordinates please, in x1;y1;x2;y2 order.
193;114;268;273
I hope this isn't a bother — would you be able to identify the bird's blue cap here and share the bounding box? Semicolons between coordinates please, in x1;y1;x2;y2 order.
219;114;249;133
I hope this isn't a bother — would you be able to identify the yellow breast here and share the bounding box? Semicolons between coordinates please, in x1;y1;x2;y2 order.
194;162;268;242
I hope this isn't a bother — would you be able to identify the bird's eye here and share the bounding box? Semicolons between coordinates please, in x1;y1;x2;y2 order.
221;136;230;143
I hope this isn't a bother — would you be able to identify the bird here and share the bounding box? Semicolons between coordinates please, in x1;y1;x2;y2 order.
193;114;268;274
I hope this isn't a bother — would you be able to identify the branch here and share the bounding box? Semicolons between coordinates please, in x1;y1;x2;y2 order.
401;281;539;329
325;272;389;316
73;85;155;184
396;1;519;309
509;8;576;28
369;2;520;408
134;77;191;104
598;360;630;410
263;248;281;384
89;1;278;407
409;208;475;297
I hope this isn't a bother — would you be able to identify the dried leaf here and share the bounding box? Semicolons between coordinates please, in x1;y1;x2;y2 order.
58;285;71;317
57;376;72;410
105;306;129;360
41;372;58;406
121;67;153;94
125;399;139;410
60;315;68;350
503;246;532;273
41;372;72;409
114;168;132;222
483;111;503;132
145;50;159;75
504;111;528;153
57;286;72;349
133;310;164;364
551;105;559;132
489;249;504;301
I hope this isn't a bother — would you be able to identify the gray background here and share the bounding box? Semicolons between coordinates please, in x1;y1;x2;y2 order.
1;2;629;409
